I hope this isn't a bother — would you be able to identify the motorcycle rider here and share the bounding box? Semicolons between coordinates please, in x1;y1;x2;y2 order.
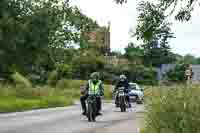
114;74;131;107
80;72;104;116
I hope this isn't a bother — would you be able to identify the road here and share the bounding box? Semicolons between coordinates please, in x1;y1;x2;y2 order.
0;102;144;133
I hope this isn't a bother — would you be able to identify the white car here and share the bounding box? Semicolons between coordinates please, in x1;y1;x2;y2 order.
128;82;144;104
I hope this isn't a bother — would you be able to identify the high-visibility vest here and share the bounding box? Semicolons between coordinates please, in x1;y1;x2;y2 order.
88;80;101;95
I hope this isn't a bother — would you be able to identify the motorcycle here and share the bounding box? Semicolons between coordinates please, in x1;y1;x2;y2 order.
115;87;128;112
87;94;98;122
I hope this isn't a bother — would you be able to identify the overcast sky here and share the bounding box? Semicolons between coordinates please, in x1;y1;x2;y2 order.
71;0;200;57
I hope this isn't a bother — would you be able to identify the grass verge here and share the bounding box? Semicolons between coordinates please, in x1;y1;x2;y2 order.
0;96;73;113
0;80;113;113
141;85;200;133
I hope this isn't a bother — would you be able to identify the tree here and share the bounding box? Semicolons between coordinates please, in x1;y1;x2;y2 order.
0;0;99;80
177;54;200;64
143;41;177;67
196;57;200;64
0;0;48;76
50;6;99;49
124;43;144;64
71;49;105;79
182;54;197;64
115;0;197;21
134;1;176;67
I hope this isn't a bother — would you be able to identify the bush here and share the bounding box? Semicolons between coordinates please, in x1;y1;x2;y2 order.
11;72;32;88
143;86;200;133
47;70;59;86
103;63;157;85
122;64;157;85
0;84;16;96
47;64;73;86
71;51;105;79
101;71;118;84
166;64;187;83
56;79;86;89
56;79;70;89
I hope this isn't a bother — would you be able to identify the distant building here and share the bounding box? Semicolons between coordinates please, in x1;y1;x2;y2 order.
191;65;200;83
85;22;110;55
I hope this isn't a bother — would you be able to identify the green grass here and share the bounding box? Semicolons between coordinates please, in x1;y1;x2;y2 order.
104;84;113;100
0;80;81;113
0;80;113;113
0;96;73;113
142;85;200;133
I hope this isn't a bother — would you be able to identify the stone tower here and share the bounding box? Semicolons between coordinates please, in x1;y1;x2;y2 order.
104;21;111;55
86;22;111;55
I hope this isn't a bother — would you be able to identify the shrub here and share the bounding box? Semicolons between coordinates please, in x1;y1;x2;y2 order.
101;71;118;84
0;84;16;96
56;79;86;89
11;72;32;88
47;64;73;86
56;79;70;89
166;64;187;83
122;64;158;85
47;70;59;86
71;51;105;79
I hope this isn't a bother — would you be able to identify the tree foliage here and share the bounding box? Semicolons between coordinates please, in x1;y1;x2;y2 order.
115;0;197;21
134;1;176;67
0;0;98;80
115;0;197;66
166;64;187;82
124;43;144;64
71;49;105;79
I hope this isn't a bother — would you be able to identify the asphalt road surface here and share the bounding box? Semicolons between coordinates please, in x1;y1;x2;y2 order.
0;102;144;133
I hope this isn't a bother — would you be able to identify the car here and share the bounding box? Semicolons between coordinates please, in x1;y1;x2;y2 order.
128;82;144;104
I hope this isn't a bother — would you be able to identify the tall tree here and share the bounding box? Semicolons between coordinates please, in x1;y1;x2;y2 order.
181;54;198;64
0;0;99;79
134;1;176;67
115;0;197;21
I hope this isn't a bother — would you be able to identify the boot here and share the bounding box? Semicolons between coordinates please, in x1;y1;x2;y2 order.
82;111;87;115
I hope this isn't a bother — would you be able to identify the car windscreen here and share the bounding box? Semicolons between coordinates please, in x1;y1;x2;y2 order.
129;85;136;90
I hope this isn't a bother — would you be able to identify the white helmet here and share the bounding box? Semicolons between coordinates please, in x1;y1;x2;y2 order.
120;74;127;80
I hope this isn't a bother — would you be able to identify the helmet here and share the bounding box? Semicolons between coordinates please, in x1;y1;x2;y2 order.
90;72;100;80
119;74;127;80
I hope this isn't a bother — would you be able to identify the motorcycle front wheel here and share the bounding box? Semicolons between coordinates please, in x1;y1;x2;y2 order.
119;96;126;112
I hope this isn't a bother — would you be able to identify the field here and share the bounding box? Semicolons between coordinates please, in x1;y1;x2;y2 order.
141;85;200;133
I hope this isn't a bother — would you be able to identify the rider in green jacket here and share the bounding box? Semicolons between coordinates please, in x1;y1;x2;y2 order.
80;72;104;116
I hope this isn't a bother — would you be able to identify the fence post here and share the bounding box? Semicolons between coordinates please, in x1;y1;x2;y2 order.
185;65;192;88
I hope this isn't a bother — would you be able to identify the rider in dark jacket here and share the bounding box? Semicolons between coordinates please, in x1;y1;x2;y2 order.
114;74;131;107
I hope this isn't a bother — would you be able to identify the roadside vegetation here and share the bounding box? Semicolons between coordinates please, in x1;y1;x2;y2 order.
1;0;200;123
0;72;113;113
0;80;80;113
141;85;200;133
